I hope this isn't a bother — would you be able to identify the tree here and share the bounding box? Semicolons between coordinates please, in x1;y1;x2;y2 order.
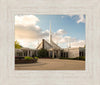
15;40;22;49
38;48;48;58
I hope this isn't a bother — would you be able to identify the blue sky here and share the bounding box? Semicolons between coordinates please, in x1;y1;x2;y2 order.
35;15;85;40
15;15;85;48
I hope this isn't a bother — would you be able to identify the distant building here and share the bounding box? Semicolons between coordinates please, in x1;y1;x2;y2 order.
15;23;85;58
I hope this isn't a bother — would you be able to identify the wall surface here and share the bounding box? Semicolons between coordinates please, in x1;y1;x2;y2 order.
68;48;79;58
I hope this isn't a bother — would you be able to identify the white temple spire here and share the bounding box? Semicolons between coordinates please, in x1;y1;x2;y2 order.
49;21;52;43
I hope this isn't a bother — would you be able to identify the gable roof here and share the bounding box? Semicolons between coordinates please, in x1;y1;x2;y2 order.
50;41;61;50
36;39;62;50
36;39;53;50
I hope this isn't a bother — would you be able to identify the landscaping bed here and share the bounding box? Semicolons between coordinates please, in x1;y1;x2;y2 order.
15;59;37;64
39;57;52;59
15;56;38;64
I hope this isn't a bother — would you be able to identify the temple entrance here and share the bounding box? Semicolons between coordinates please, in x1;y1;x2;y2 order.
54;55;57;58
54;50;58;58
50;51;52;58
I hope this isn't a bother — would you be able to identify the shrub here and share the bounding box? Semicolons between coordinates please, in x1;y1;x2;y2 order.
73;57;79;60
59;56;85;61
59;57;66;59
34;57;39;60
24;56;33;60
79;56;85;60
15;56;24;60
38;48;48;58
74;56;85;60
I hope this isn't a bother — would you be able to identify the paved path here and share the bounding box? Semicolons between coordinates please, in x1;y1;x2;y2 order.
15;59;85;70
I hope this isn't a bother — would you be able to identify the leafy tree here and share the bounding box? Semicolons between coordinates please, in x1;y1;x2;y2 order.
38;48;48;58
15;40;22;49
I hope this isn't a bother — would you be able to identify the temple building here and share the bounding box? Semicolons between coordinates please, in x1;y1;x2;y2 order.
15;23;85;58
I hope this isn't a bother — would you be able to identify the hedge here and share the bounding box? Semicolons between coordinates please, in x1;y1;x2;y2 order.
59;56;85;61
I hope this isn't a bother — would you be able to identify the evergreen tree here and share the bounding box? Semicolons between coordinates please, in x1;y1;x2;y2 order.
38;48;48;58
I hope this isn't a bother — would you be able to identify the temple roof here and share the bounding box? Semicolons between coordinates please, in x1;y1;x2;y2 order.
37;22;62;50
37;39;62;50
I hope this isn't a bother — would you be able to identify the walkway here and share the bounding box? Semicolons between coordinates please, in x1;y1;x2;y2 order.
15;59;85;70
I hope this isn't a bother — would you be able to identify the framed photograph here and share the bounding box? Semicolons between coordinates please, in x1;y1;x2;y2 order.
0;0;100;85
15;14;85;70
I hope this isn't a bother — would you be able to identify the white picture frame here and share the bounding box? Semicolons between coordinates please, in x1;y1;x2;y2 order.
0;0;100;85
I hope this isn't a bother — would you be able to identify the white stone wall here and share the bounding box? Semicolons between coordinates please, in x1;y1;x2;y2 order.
68;48;79;58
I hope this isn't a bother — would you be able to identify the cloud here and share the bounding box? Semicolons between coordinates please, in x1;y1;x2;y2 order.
56;29;67;35
52;29;79;48
15;15;49;40
15;25;41;39
15;15;49;48
15;25;85;48
16;39;41;49
61;16;64;18
15;25;50;41
52;30;85;48
68;14;74;17
77;15;85;24
15;15;39;26
71;40;85;48
52;29;67;43
15;15;85;49
68;15;86;24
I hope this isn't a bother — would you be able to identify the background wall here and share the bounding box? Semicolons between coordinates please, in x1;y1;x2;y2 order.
0;0;100;85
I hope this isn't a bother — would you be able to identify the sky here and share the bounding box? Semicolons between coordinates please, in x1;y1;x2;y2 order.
15;14;85;49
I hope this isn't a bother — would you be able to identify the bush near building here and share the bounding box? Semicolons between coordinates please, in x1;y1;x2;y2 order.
77;56;85;60
24;56;33;60
15;56;39;64
34;57;39;60
38;48;49;58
